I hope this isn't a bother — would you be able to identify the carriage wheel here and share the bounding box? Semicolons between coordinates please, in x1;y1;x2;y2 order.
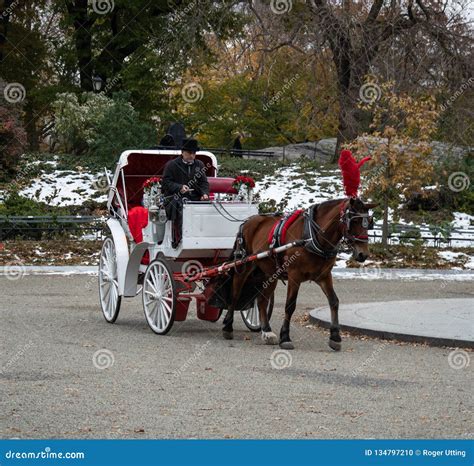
98;237;122;323
142;258;176;335
241;293;274;332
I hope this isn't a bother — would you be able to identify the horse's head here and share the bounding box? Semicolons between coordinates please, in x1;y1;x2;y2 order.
341;197;376;263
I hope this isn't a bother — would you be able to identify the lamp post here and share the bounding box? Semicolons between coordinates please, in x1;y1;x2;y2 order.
92;75;103;93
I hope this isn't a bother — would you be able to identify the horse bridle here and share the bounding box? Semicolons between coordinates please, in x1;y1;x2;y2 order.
340;203;374;244
304;201;373;258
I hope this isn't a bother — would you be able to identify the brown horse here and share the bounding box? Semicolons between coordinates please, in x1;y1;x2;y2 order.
222;197;376;351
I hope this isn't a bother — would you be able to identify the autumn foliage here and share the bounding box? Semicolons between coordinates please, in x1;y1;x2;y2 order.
352;80;440;245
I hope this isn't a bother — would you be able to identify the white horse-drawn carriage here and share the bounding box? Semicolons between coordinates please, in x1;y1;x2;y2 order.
98;149;270;334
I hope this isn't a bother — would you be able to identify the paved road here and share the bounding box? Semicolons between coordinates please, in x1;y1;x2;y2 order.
1;275;472;439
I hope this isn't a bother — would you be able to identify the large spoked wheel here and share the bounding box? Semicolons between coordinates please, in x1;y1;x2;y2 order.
142;259;176;335
241;293;274;332
98;237;122;323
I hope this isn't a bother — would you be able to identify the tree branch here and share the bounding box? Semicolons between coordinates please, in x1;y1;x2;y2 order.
366;0;384;23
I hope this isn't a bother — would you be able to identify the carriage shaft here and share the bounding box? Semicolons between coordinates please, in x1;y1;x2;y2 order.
183;239;308;282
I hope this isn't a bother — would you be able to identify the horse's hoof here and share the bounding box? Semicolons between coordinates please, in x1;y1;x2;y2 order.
279;341;294;350
223;331;234;340
329;339;341;351
261;331;278;345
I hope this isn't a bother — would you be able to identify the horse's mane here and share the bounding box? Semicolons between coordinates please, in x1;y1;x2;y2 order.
313;198;347;210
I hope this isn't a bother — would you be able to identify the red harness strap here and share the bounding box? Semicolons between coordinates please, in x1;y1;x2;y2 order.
268;209;304;246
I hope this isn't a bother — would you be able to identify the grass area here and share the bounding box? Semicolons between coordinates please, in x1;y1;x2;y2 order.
215;154;288;181
0;240;102;265
349;243;474;269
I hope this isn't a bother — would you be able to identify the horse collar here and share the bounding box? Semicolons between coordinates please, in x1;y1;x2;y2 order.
303;205;339;259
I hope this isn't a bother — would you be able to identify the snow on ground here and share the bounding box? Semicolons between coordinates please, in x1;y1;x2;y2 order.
254;164;473;268
19;170;108;206
5;161;473;268
255;166;344;209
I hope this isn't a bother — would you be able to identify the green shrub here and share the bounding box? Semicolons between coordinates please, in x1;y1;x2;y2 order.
89;97;157;165
0;191;71;216
53;92;115;154
438;155;474;214
52;91;157;166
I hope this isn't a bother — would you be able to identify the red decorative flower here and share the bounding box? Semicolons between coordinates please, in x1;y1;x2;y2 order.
233;175;255;190
143;177;161;190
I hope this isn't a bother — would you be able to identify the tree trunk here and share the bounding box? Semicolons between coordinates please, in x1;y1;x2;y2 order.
381;194;389;247
332;84;363;162
0;0;12;63
66;0;94;91
25;101;39;151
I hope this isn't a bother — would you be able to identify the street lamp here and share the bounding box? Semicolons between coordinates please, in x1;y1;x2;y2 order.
92;75;103;92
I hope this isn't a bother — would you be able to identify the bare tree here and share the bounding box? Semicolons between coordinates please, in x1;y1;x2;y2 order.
249;0;473;160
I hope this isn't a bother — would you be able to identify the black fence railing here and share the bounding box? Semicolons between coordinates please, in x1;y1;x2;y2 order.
0;216;104;240
203;148;275;158
1;216;473;247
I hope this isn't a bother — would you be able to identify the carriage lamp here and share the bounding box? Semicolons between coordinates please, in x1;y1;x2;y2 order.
92;75;104;92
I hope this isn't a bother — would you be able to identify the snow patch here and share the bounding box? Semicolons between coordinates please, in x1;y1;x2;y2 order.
19;170;107;206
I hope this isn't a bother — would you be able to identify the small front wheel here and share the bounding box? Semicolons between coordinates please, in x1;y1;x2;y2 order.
98;237;122;323
241;293;274;332
142;259;176;335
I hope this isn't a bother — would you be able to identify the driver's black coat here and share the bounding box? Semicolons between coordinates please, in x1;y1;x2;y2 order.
161;156;209;201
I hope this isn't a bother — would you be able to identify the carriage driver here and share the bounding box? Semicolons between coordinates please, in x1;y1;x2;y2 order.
161;138;210;247
162;138;209;201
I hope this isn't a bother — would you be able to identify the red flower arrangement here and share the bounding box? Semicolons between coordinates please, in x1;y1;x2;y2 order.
143;177;161;190
232;175;255;191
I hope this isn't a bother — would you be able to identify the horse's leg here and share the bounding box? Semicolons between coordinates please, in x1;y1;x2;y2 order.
259;281;278;345
279;279;300;350
318;273;341;351
222;308;234;340
222;265;254;340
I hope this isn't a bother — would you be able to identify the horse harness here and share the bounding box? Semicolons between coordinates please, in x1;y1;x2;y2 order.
233;201;373;270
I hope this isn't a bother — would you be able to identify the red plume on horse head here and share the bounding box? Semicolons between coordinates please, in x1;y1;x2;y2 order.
338;149;371;198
